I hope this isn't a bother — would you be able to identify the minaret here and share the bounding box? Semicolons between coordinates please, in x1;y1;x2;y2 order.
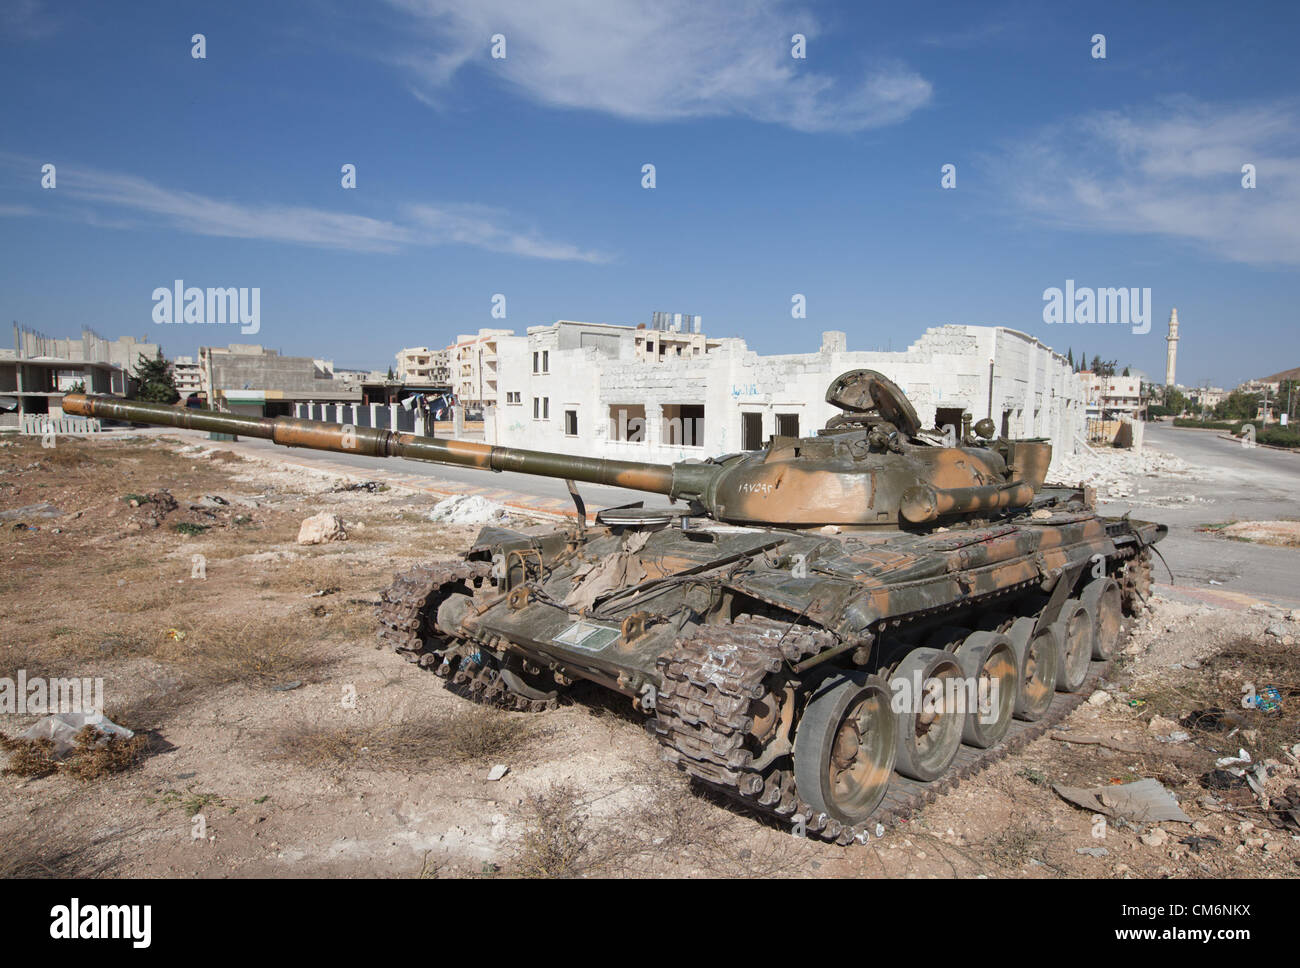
1165;308;1179;387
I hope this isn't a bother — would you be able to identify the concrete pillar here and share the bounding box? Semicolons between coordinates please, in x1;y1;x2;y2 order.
350;403;359;427
415;412;426;436
453;405;464;438
369;402;379;428
645;403;664;453
389;403;399;431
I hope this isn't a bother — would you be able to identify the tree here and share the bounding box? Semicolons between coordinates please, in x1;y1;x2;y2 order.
387;366;395;380
1089;356;1118;378
131;349;179;403
1066;348;1074;370
1122;366;1130;377
1214;390;1261;422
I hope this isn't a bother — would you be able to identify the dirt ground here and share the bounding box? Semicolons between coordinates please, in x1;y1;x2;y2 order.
2;433;1298;879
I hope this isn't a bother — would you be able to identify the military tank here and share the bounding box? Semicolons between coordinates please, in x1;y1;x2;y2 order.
64;371;1165;844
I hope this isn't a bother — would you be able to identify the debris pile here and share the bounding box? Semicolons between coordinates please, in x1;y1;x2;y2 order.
428;494;510;526
1048;446;1201;502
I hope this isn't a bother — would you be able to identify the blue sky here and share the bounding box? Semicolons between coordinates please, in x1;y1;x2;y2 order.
2;0;1297;386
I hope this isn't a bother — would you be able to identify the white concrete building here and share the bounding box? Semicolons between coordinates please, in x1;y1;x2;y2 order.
395;346;451;384
454;329;512;406
172;355;204;396
1083;373;1144;419
489;323;1087;471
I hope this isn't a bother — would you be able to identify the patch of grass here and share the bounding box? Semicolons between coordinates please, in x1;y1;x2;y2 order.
0;726;151;781
505;782;602;878
980;818;1050;869
173;522;209;536
271;705;540;773
152;615;327;686
0;826;121;878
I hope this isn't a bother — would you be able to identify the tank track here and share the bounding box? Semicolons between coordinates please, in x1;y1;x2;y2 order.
652;549;1152;846
376;562;559;712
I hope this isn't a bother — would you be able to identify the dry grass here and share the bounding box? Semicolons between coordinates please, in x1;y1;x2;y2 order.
0;725;151;780
151;614;328;686
505;782;606;878
271;704;541;773
0;826;121;878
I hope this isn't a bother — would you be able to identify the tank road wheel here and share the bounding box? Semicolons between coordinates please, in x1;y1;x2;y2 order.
1118;552;1152;616
1080;577;1123;659
890;648;965;782
793;672;897;826
1053;599;1094;693
1007;617;1057;722
953;631;1017;749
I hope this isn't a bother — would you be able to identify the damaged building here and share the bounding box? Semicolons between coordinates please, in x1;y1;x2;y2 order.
486;319;1086;470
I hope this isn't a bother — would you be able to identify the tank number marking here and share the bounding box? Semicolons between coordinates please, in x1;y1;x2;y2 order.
738;482;775;496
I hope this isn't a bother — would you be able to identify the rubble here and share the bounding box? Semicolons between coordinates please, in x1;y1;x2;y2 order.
428;494;510;526
1047;445;1203;503
297;512;347;545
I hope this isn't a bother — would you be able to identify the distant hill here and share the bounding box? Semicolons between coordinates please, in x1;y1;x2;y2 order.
1261;366;1300;382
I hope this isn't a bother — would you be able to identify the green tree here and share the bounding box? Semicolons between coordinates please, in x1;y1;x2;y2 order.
131;349;179;403
387;366;395;380
1214;390;1262;422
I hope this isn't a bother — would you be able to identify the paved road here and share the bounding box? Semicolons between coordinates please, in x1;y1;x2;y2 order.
1101;423;1300;608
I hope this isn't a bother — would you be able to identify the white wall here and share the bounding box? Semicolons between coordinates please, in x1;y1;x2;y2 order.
492;324;1087;468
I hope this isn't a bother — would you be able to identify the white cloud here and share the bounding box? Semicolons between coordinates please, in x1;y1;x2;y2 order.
994;99;1300;266
385;0;932;132
2;158;609;262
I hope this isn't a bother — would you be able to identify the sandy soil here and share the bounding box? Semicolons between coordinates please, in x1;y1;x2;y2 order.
1;432;1298;879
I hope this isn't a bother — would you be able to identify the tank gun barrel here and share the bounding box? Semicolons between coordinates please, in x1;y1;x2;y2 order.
61;394;677;495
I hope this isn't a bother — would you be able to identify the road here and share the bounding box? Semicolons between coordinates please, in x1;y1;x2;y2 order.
1103;423;1300;608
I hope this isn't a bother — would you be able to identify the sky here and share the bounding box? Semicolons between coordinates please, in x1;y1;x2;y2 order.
2;0;1297;387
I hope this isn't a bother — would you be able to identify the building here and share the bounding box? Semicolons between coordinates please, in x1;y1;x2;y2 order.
0;326;160;427
395;347;451;384
453;329;513;408
172;355;204;397
199;343;357;416
488;321;1087;472
1189;386;1226;411
1082;373;1144;419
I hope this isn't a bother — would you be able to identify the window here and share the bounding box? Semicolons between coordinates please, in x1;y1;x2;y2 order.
506;391;521;405
532;352;539;374
533;397;539;418
609;404;646;442
542;350;549;373
662;404;705;446
543;397;549;419
742;412;763;450
775;413;799;438
564;409;578;436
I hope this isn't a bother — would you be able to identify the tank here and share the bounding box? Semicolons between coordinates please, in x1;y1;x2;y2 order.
63;371;1166;844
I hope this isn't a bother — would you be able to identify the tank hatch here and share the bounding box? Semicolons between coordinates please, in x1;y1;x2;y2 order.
824;369;921;438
